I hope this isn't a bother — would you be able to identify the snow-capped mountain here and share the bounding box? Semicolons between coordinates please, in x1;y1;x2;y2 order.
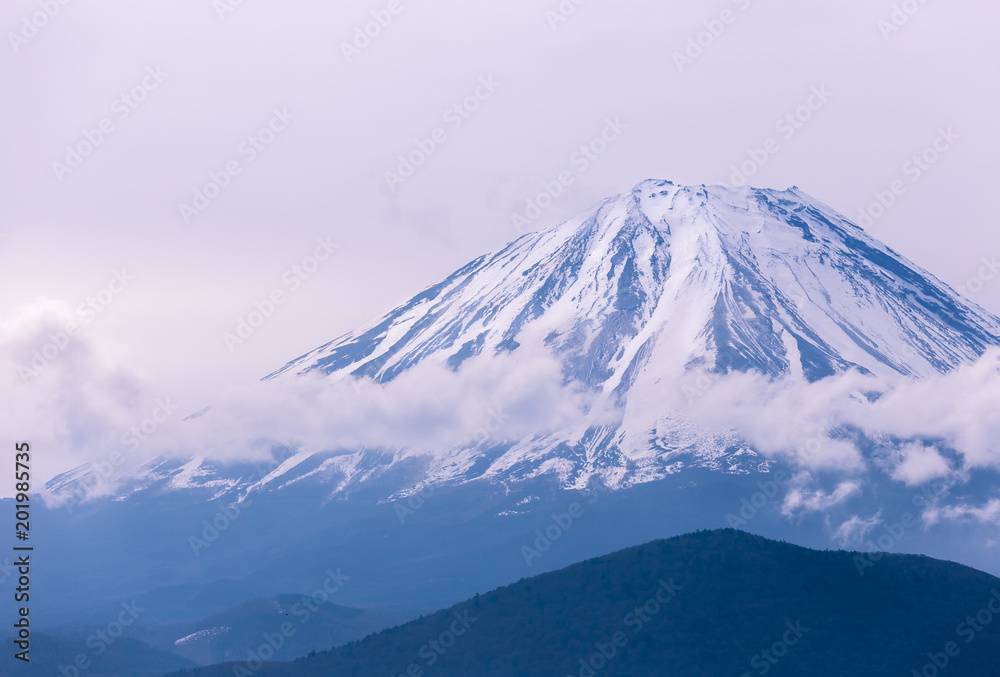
34;180;1000;632
47;180;1000;503
275;179;998;384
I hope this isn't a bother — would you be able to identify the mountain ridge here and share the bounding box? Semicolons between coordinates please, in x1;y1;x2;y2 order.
170;528;1000;677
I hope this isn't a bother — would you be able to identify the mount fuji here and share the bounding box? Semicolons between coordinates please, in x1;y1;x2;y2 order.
55;179;1000;501
278;179;997;385
32;179;1000;631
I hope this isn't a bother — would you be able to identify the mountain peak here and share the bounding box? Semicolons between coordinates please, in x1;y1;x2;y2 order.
240;181;1000;490
275;179;999;387
53;182;1000;506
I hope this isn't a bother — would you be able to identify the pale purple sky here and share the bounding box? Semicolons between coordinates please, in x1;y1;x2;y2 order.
2;0;999;487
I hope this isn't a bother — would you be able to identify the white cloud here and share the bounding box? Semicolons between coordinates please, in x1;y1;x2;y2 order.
0;301;162;496
930;499;1000;527
0;302;606;496
5;297;1000;524
890;443;952;486
677;368;870;472
169;350;605;462
782;478;861;517
854;350;1000;472
679;349;1000;480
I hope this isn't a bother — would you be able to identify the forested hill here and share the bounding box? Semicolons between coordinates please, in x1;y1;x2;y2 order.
171;529;1000;677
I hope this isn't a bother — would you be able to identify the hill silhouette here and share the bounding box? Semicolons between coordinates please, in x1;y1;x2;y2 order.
171;529;1000;676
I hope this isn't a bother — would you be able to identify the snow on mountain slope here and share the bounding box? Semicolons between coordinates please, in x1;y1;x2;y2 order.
271;180;1000;387
47;180;1000;502
250;180;1000;491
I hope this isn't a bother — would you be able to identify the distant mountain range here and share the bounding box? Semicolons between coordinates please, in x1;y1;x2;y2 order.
145;594;394;666
171;529;1000;677
4;591;395;676
4;633;195;677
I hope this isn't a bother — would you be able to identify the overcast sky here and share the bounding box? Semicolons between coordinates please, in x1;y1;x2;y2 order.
2;0;999;486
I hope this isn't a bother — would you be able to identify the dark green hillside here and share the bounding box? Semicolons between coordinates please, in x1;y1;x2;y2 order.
173;529;1000;677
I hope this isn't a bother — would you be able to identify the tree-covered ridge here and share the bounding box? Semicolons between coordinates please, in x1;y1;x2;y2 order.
174;529;1000;677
